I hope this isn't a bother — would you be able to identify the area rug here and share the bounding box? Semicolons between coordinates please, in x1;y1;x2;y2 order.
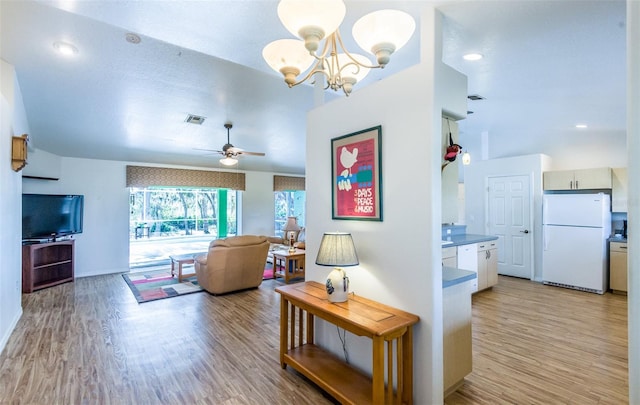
263;262;274;280
123;270;203;303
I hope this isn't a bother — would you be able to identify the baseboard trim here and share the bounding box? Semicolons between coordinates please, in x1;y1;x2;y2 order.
0;306;23;356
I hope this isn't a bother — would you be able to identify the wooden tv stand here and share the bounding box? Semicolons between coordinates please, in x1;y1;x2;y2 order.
22;240;75;293
275;281;419;404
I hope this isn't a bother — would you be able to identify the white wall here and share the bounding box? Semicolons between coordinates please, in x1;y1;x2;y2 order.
305;7;463;404
627;2;639;402
0;60;28;353
23;158;130;276
464;154;551;282
23;157;298;277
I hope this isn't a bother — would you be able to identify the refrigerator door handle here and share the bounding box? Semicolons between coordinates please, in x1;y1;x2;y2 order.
543;226;549;251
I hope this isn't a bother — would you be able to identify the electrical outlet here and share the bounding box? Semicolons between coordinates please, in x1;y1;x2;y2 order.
15;280;19;292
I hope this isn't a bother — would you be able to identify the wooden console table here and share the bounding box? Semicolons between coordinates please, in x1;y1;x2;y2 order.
276;281;419;404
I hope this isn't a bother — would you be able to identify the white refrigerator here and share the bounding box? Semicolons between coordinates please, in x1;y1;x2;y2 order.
542;193;611;294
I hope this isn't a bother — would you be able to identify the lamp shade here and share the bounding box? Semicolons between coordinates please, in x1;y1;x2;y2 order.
352;9;415;65
315;232;359;267
277;0;346;41
283;216;301;231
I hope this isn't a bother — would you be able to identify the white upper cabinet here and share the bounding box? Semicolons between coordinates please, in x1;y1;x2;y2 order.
612;168;628;212
543;167;612;190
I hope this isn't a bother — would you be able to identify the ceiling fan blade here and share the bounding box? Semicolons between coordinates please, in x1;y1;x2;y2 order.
194;147;224;153
239;151;266;156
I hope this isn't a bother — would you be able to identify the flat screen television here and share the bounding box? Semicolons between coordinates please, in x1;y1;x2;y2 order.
22;194;84;241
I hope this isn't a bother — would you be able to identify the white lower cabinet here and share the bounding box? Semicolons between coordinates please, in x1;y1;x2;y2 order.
610;241;627;293
457;243;478;292
443;277;473;397
477;241;498;291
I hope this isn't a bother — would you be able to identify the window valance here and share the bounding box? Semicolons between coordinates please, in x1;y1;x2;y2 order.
126;166;246;190
273;175;305;191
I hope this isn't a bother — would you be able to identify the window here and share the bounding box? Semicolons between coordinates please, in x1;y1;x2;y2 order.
274;190;305;237
129;187;238;239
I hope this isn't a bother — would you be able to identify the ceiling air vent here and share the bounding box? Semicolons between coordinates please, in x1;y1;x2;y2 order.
185;114;205;125
467;94;485;101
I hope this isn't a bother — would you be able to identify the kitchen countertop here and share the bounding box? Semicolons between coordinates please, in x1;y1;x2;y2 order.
442;233;499;247
608;236;628;243
443;266;477;288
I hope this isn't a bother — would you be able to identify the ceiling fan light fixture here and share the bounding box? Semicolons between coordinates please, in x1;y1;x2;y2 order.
220;157;238;166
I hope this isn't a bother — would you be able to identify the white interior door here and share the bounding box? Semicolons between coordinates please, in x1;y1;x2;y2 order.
487;175;532;279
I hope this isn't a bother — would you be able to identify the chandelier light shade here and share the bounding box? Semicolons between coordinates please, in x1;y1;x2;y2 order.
277;0;346;53
315;232;359;303
262;39;315;86
263;0;415;96
352;9;416;66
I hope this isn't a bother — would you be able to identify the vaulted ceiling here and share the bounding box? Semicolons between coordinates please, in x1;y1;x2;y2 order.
0;1;627;174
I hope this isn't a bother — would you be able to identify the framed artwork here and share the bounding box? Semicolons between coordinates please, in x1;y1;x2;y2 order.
331;125;382;221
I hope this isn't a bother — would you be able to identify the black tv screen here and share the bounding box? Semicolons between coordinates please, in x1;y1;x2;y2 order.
22;194;84;240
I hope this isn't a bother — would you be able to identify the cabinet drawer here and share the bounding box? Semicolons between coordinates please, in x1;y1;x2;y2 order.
610;242;627;253
478;241;497;251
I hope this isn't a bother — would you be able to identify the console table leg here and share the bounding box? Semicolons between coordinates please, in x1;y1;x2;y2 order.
402;327;414;404
372;335;385;404
280;297;288;369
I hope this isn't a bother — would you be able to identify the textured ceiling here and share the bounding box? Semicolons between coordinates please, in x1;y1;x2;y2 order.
0;1;627;174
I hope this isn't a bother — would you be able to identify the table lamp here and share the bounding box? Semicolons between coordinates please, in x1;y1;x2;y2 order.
315;232;359;303
283;216;301;252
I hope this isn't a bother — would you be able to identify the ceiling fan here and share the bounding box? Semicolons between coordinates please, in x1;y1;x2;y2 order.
200;123;265;166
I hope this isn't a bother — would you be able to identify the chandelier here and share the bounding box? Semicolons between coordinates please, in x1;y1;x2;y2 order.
262;0;415;96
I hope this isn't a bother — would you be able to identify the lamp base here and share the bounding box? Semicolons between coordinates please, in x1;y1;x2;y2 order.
326;268;349;303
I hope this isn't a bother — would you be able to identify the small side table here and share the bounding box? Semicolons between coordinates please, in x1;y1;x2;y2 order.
169;253;205;282
272;249;305;283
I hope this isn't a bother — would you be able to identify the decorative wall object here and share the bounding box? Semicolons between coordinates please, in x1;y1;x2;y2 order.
331;126;382;221
11;134;29;172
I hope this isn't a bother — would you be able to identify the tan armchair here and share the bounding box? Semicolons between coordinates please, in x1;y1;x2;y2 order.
194;235;270;295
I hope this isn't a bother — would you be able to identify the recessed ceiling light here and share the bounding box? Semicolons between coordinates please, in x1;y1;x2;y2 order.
463;53;483;61
53;41;78;56
576;124;588;129
125;33;141;44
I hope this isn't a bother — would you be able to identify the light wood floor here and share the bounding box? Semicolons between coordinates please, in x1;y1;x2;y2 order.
446;276;628;404
0;274;334;404
0;273;628;404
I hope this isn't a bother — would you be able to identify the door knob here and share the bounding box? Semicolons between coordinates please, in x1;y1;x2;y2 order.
520;230;530;234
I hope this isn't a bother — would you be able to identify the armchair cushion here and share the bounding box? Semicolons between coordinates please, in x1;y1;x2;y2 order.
195;235;270;295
